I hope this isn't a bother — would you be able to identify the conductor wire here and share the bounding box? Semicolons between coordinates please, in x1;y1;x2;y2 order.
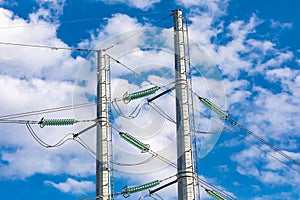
26;122;74;148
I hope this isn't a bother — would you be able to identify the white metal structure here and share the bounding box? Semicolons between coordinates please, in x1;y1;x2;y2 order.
96;50;110;199
173;9;196;200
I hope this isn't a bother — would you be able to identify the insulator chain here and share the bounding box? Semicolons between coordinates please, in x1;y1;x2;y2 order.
122;180;160;198
38;118;76;128
123;86;160;103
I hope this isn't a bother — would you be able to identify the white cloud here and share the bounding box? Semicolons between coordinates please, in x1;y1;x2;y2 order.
99;0;160;10
102;13;142;36
0;76;73;114
0;8;85;80
0;0;17;6
35;0;66;19
253;192;295;200
246;86;300;139
247;39;275;56
222;79;251;106
212;15;263;76
185;13;266;77
44;178;95;194
228;15;263;40
177;0;229;18
270;19;293;29
188;13;221;46
0;5;95;181
257;51;293;71
231;134;300;195
266;68;294;82
1;140;95;179
0;75;96;179
79;13;145;53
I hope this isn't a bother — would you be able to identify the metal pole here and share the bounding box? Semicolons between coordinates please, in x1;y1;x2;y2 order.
96;50;110;199
173;9;196;200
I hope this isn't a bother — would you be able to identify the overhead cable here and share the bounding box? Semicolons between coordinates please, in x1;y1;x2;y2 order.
0;10;171;30
196;92;300;170
0;41;96;52
193;105;300;173
0;102;95;120
26;122;74;148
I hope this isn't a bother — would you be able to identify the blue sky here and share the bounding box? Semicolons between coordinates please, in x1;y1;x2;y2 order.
0;0;300;199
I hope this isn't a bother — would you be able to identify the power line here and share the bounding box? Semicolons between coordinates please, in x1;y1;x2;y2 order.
0;17;104;29
0;41;96;52
111;155;156;167
228;118;300;169
79;121;234;199
192;92;300;172
26;122;74;148
194;105;300;173
105;56;300;195
29;100;235;199
0;10;236;199
75;134;157;168
0;119;39;124
107;55;140;76
0;102;95;120
111;99;145;119
148;101;176;123
0;10;172;30
111;84;224;134
0;12;173;57
109;125;234;199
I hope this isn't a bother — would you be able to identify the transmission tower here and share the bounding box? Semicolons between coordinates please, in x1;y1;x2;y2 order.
94;9;196;200
173;9;196;200
96;50;110;199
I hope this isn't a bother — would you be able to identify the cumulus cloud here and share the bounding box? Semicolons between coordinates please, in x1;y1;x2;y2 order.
99;0;160;10
0;5;94;181
247;86;300;139
79;13;145;54
35;0;66;19
0;8;85;80
177;0;229;18
270;19;293;29
257;51;293;71
232;144;300;194
0;76;95;180
0;0;17;6
44;178;95;194
0;76;74;114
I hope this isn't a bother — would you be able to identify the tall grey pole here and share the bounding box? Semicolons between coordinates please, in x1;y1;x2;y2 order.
173;9;196;200
96;50;110;200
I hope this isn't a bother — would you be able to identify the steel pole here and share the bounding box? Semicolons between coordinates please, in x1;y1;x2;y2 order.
96;50;110;199
173;9;196;200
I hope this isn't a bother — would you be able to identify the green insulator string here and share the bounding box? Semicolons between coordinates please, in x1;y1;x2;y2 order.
124;86;160;103
198;97;229;119
206;189;227;200
122;180;160;198
119;132;150;152
38;118;76;128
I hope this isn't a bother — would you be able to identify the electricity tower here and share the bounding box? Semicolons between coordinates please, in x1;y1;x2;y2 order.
95;9;196;200
173;9;196;200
